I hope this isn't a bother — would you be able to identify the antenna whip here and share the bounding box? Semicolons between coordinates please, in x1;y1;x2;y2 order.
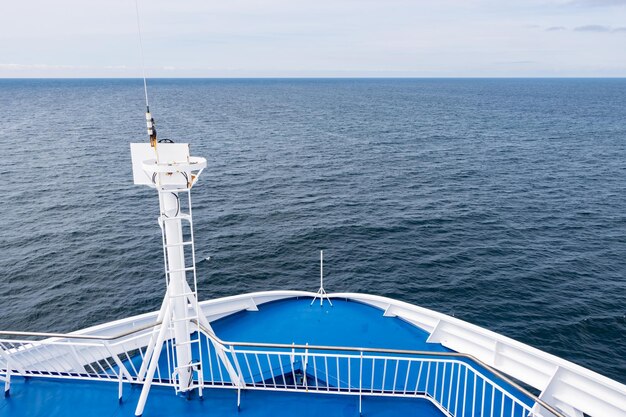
134;0;158;148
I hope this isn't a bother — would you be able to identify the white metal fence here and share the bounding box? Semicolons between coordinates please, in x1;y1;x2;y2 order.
0;331;148;389
0;327;562;417
199;336;547;417
221;348;536;417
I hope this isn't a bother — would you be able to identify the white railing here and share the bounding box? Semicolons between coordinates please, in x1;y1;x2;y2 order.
0;327;235;392
0;322;189;395
0;325;562;417
2;291;622;417
336;292;626;417
222;347;538;417
5;289;624;417
0;334;142;389
195;326;560;417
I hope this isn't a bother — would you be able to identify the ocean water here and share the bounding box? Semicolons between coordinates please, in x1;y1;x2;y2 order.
0;78;624;384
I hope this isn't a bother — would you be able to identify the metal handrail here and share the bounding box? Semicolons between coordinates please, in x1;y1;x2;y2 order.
0;320;564;417
0;321;162;341
195;322;565;417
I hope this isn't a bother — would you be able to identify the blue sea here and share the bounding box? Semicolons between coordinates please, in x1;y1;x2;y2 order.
0;78;624;384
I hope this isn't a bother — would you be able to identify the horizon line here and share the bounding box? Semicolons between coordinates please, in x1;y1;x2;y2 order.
2;76;626;80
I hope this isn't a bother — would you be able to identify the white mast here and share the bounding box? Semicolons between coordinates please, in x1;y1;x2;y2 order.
129;143;241;416
125;4;240;415
131;143;204;402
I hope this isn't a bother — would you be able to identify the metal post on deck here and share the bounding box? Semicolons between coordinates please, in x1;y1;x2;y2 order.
198;366;203;400
311;250;333;307
229;345;244;410
3;359;10;397
359;351;363;416
303;343;309;390
118;374;123;403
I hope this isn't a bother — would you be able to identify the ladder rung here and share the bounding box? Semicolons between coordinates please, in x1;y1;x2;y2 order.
165;241;193;248
172;340;199;347
167;267;195;274
160;188;190;194
174;362;202;371
160;214;191;222
169;292;197;298
171;316;199;323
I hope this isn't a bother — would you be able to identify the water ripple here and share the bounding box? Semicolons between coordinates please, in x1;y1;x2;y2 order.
0;78;624;384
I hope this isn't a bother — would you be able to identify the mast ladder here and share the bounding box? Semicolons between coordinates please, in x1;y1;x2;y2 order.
157;187;205;395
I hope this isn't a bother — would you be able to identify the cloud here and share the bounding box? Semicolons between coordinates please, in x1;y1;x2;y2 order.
0;63;88;70
567;0;626;7
573;25;626;33
574;25;612;32
542;24;626;34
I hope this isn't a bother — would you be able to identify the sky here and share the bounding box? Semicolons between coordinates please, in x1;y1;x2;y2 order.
1;0;625;77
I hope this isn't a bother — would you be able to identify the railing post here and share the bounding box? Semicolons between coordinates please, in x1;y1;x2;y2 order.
303;343;309;390
304;343;309;369
4;359;10;397
472;371;477;417
462;364;467;417
197;363;204;399
118;373;123;403
229;345;244;410
359;351;363;416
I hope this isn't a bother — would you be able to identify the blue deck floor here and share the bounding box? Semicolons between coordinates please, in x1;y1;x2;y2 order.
211;297;450;351
0;297;533;416
0;377;445;417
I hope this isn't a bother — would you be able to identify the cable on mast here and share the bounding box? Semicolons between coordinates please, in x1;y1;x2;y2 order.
134;0;158;148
